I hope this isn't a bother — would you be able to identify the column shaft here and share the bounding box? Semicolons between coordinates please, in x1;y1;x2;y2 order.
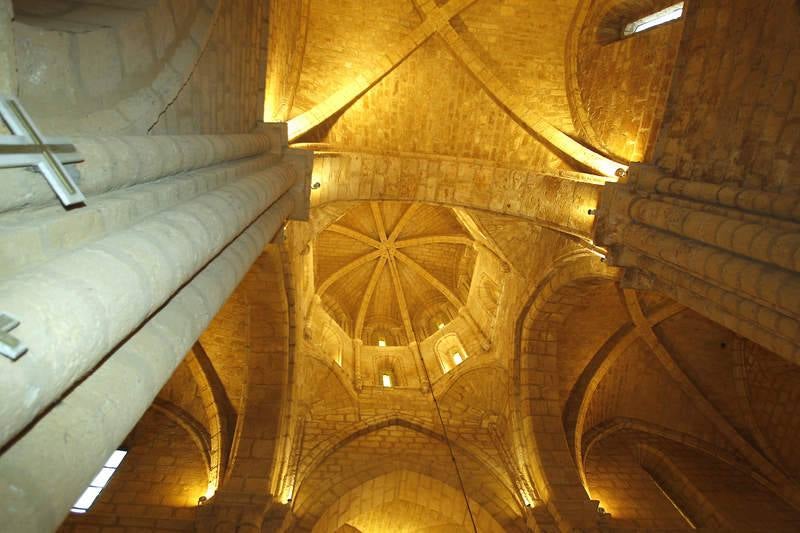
0;132;283;212
0;195;294;532
622;223;800;316
0;152;282;278
0;158;303;448
632;166;800;222
353;339;363;391
629;196;800;273
596;163;800;364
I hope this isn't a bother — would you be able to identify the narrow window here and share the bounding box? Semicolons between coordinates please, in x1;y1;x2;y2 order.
71;449;127;513
452;352;464;366
381;373;393;388
377;338;387;347
437;322;445;330
623;2;684;36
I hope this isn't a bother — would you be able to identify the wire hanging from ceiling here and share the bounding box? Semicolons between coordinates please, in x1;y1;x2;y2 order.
415;346;479;533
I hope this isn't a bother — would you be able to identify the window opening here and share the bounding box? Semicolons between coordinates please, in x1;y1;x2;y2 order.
437;322;445;330
623;2;684;36
453;352;464;366
71;449;127;513
377;338;387;347
381;373;393;388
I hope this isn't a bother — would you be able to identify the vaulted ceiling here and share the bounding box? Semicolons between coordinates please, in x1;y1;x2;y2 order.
314;202;475;344
266;0;628;177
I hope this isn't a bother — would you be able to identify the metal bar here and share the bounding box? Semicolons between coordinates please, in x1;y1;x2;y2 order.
0;97;85;206
0;153;42;167
0;313;27;361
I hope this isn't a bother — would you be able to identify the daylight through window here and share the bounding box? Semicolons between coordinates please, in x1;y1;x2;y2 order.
623;2;684;36
71;449;127;513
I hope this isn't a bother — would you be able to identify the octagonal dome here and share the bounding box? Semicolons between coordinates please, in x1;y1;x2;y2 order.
314;202;476;345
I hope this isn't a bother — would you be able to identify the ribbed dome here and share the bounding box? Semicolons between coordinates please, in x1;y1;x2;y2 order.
314;201;476;345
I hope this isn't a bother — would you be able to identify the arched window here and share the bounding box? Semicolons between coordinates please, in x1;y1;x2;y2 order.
623;2;684;37
435;334;469;374
364;317;404;346
411;296;454;340
375;355;405;388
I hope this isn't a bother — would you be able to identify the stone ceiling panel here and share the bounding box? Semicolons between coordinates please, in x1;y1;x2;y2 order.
397;261;454;325
315;230;375;285
303;35;566;170
290;0;421;117
655;309;751;435
465;209;580;277
585;341;736;455
458;0;578;132
555;283;628;408
335;204;379;237
398;203;468;239
366;266;404;333
325;259;377;323
401;242;466;293
314;202;476;344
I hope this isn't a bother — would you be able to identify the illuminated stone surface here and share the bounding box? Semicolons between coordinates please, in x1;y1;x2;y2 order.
0;1;798;532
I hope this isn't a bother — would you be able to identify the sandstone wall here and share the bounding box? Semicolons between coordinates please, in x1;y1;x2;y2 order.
654;0;800;192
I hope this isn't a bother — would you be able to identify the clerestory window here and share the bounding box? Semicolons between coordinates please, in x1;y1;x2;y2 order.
381;372;393;388
623;2;684;37
71;449;127;513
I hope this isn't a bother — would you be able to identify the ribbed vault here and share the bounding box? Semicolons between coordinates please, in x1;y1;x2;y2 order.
314;201;475;344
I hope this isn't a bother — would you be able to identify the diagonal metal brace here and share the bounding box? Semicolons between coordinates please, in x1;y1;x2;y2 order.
0;96;85;207
0;313;27;361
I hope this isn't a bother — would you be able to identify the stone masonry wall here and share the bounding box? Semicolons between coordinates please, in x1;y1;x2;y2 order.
575;0;684;163
654;0;800;192
58;408;207;532
150;0;268;134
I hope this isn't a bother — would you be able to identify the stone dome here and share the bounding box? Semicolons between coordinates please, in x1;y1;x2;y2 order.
313;201;476;345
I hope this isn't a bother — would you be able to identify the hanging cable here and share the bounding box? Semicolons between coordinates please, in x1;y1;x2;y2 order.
415;346;479;533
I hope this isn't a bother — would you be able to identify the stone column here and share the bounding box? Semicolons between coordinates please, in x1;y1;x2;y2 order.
0;132;284;212
410;341;431;392
195;493;273;533
595;164;800;363
0;193;298;531
0;150;309;448
0;122;312;530
353;338;363;391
